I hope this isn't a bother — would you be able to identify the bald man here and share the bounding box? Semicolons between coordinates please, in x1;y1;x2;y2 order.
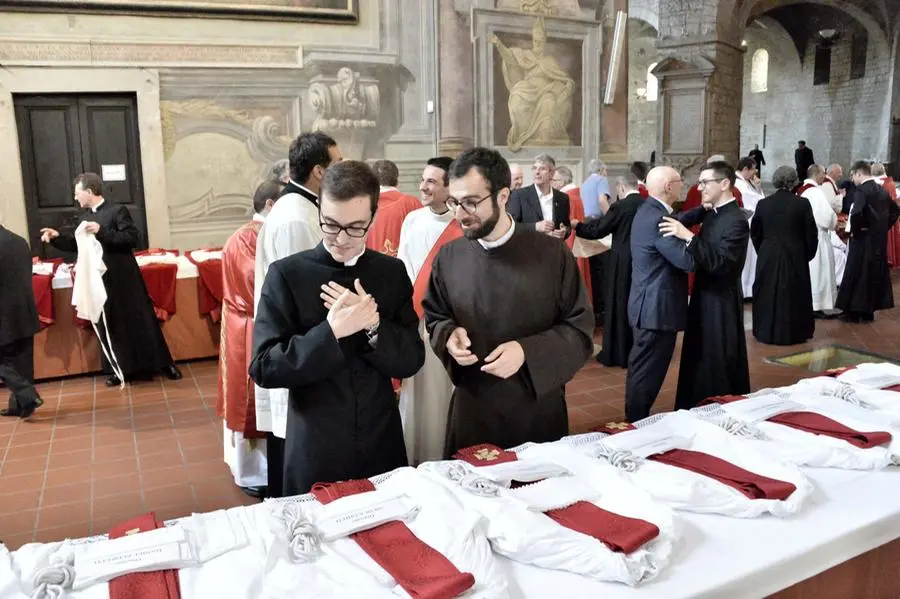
624;166;694;421
509;164;524;190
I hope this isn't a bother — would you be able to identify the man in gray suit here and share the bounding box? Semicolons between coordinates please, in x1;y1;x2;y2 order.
624;166;694;422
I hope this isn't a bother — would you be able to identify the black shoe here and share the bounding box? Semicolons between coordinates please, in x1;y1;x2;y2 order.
162;364;182;381
240;485;267;499
0;407;21;418
19;397;43;420
106;375;121;387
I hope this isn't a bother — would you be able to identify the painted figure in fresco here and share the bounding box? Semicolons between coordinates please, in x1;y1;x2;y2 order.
491;17;575;152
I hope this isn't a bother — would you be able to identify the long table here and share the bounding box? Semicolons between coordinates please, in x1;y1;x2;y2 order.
34;278;220;380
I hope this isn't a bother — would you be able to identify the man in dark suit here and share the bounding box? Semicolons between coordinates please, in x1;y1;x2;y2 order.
749;144;765;176
508;153;571;240
624;166;694;422
795;141;815;183
0;225;42;419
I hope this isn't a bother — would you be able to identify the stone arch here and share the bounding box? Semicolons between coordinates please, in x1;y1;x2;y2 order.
627;0;658;34
740;0;890;57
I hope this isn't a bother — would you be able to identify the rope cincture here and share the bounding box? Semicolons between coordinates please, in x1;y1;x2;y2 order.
280;504;322;564
439;462;502;497
31;552;75;599
593;442;642;472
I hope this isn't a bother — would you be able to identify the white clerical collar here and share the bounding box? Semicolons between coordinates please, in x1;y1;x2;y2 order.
341;247;366;266
291;179;318;199
478;214;515;249
534;183;552;198
714;198;736;213
560;183;576;193
91;198;105;213
652;197;674;214
379;186;398;193
252;213;266;223
429;206;453;220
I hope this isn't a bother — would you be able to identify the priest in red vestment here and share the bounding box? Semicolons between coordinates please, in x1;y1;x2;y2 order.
873;162;900;268
217;180;280;498
367;159;422;257
553;166;593;304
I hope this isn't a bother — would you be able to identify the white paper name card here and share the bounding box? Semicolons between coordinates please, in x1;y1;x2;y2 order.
719;395;804;424
73;527;198;590
602;424;691;458
314;491;418;541
850;374;900;390
479;460;571;484
101;164;127;182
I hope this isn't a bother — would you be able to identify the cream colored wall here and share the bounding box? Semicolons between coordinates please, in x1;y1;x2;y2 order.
0;0;380;247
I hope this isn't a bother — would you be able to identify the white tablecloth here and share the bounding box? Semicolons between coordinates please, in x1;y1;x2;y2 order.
49;256;201;290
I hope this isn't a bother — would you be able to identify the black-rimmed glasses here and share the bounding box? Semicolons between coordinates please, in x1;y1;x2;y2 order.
697;178;725;188
446;193;493;214
319;219;373;238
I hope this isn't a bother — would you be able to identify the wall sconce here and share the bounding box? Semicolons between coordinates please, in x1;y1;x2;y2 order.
635;87;648;100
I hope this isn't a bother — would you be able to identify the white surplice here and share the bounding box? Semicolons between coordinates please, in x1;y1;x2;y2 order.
831;230;848;286
418;446;677;586
556;411;813;518
252;191;323;439
801;180;838;311
821;176;843;215
735;175;764;298
396;207;456;464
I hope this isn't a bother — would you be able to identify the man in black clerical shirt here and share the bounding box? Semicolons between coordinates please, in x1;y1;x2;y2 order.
250;161;424;495
0;225;42;419
41;173;180;387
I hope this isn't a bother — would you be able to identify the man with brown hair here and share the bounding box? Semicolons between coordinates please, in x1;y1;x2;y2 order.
250;161;424;495
366;159;420;257
40;173;180;387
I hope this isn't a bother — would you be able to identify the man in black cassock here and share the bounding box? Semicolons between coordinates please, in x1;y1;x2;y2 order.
0;226;42;419
749;145;766;177
422;147;594;458
836;160;900;323
250;161;424;496
795;141;815;184
660;161;751;409
751;166;819;345
572;163;646;367
40;173;180;387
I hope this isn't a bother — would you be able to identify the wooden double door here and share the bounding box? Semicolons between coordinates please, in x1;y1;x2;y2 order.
14;93;149;259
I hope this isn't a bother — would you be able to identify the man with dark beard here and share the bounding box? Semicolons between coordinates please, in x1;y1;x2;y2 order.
422;147;594;457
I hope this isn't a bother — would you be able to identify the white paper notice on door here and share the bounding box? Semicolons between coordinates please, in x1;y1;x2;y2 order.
102;164;127;182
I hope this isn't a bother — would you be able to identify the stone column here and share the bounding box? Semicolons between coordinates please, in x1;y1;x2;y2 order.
438;1;475;156
598;0;629;161
654;0;745;168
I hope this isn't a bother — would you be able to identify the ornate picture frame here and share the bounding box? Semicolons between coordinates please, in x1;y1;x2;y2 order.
0;0;358;23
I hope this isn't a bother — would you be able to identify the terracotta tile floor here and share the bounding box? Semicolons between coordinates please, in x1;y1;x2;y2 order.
1;274;899;551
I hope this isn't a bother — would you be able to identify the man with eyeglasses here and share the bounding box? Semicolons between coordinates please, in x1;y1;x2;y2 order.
250;161;424;496
253;131;342;498
658;161;751;410
422;147;594;457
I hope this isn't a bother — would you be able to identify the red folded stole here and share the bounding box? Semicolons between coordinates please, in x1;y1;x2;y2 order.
186;250;224;322
453;444;659;553
138;263;178;321
591;423;796;501
708;395;892;449
310;480;475;599
32;273;55;328
107;512;180;599
823;366;900;392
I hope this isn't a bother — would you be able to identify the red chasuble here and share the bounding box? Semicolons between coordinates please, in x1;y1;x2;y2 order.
412;220;463;319
454;444;660;553
564;188;593;306
366;190;422;257
217;220;265;438
593;423;796;500
311;479;476;599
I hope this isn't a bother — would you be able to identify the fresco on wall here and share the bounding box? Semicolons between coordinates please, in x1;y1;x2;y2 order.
0;0;358;22
491;17;583;151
